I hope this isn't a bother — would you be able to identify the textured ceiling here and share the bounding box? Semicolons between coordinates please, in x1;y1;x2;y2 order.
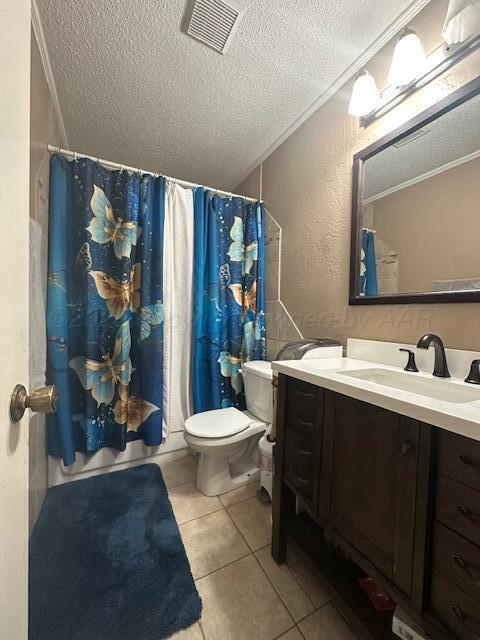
364;92;480;199
38;0;417;190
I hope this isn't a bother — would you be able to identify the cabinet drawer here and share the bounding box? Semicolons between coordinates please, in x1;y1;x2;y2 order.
286;379;322;440
286;416;317;440
430;570;480;640
432;521;480;603
284;430;315;499
438;430;480;492
436;474;480;545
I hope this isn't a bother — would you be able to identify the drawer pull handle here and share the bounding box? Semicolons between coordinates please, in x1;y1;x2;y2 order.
294;418;313;429
450;604;465;620
452;554;480;587
295;390;314;399
457;504;480;526
291;468;309;486
450;604;479;635
294;442;312;456
459;454;480;473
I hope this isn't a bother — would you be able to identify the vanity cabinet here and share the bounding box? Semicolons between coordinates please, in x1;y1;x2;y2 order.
430;430;480;640
272;373;480;640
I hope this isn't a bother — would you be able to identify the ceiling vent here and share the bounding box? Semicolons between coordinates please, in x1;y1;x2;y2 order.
186;0;242;54
393;128;430;148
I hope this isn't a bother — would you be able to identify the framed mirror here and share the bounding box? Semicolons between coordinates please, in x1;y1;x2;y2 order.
350;75;480;305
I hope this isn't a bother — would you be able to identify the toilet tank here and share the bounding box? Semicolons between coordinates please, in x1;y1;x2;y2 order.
242;361;273;423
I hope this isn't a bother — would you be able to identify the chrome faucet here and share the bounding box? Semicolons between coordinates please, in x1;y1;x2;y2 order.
416;334;450;378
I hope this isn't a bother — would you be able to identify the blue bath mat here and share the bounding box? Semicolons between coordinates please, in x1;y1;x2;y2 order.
29;464;202;640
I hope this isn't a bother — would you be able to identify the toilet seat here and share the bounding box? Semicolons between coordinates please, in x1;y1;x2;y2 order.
184;407;252;439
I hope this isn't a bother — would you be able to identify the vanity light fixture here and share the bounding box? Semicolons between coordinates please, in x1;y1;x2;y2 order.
442;0;480;45
347;71;380;117
347;14;480;127
388;28;427;88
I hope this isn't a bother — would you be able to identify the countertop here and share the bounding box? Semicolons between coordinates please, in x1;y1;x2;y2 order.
272;357;480;442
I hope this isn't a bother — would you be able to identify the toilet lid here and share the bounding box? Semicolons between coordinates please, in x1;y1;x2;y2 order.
185;407;252;438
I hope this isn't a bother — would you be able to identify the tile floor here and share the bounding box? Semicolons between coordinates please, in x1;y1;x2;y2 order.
160;455;358;640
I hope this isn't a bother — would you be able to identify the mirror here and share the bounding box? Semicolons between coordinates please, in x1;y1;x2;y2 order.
350;76;480;305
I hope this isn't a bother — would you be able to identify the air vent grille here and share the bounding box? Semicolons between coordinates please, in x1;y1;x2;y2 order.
186;0;240;53
393;128;429;148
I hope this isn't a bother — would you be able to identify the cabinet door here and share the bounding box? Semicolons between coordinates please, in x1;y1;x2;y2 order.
319;391;419;597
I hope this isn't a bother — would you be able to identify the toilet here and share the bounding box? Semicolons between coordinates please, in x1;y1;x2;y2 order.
184;360;273;496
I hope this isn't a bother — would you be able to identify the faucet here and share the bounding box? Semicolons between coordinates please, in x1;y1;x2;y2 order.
416;334;450;378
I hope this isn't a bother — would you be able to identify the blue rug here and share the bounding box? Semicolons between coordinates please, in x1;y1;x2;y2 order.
29;464;202;640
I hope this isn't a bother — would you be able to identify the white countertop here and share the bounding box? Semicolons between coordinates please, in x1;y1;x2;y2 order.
272;357;480;442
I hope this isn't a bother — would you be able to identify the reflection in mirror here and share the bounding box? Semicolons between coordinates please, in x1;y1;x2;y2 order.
360;87;480;298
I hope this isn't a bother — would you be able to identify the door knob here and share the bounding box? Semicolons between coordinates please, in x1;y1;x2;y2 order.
9;384;58;423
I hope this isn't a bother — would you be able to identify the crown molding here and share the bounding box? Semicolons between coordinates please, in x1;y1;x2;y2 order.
31;0;69;147
233;0;431;190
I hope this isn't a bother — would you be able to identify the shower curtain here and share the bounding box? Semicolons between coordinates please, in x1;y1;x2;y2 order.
192;190;266;413
46;154;265;464
360;228;378;296
47;155;165;465
162;182;194;437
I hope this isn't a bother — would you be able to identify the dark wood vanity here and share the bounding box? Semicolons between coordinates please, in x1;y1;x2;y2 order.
272;374;480;640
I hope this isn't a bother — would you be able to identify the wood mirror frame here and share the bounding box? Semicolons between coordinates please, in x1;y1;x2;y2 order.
350;75;480;305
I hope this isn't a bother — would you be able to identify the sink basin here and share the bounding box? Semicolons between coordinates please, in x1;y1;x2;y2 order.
339;368;480;404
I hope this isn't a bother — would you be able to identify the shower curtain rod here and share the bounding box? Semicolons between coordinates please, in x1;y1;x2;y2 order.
47;145;262;203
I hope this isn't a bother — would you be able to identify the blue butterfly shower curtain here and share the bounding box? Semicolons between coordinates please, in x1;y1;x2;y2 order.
47;155;165;466
360;228;378;296
193;190;266;413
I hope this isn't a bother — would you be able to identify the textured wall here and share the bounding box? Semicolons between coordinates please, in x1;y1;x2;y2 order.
237;3;480;351
29;27;62;533
236;165;262;200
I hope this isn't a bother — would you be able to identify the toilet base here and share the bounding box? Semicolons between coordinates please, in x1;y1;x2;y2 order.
196;453;260;496
184;411;268;497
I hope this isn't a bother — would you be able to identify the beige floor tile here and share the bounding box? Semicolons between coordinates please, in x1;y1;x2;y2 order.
298;604;356;640
227;496;272;551
196;555;293;640
167;621;204;639
286;547;330;609
219;482;259;508
160;455;198;489
276;628;304;640
169;481;222;524
255;546;315;622
180;509;250;579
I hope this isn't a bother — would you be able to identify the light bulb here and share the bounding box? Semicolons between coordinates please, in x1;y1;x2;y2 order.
388;28;426;88
348;71;380;117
